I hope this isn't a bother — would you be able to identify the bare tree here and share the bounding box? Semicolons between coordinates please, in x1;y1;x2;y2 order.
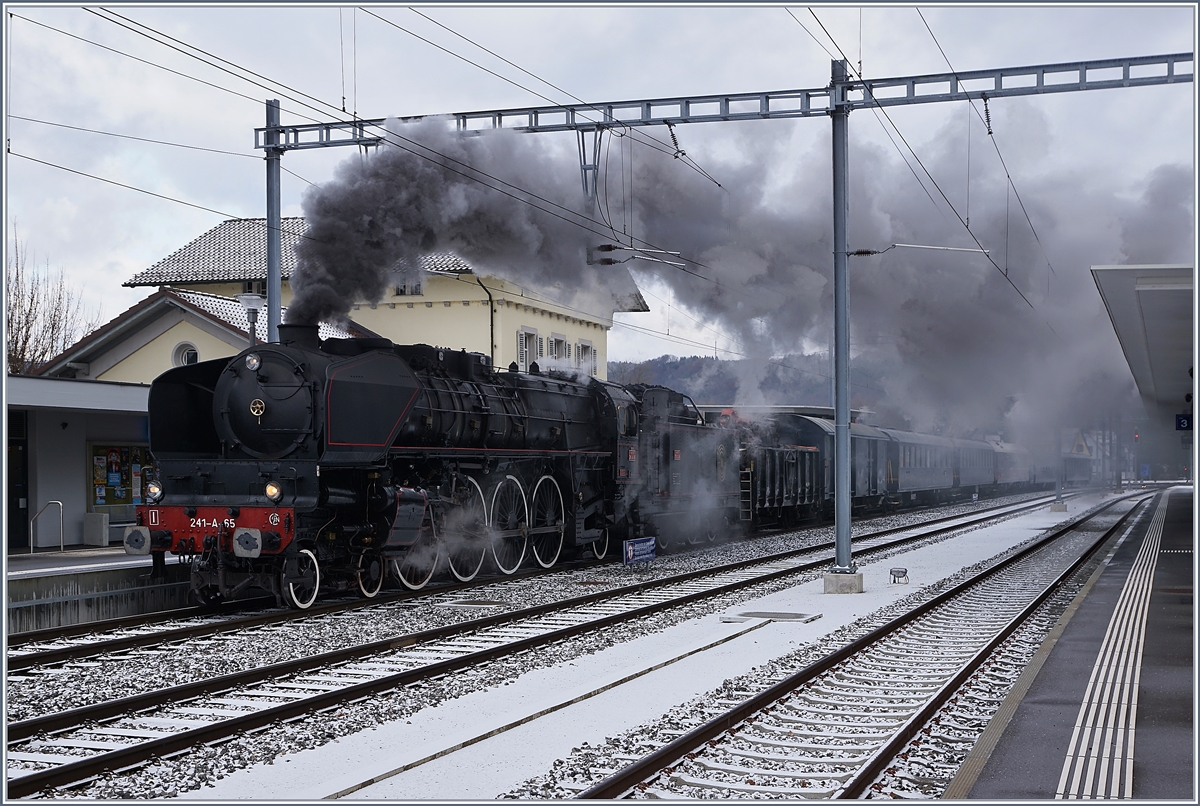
6;236;103;375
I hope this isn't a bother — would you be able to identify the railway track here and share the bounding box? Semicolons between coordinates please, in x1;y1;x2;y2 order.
7;492;1070;673
574;493;1151;799
7;489;1067;655
5;494;1073;798
5;559;594;670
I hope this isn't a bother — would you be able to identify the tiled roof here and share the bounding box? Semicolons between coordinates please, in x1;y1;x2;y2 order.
172;289;358;342
36;288;366;376
124;218;472;286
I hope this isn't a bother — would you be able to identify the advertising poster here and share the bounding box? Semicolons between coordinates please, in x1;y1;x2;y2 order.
90;444;157;511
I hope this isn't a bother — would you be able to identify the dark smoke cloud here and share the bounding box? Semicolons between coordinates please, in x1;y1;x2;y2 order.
619;103;1191;441
291;104;1191;442
288;117;634;326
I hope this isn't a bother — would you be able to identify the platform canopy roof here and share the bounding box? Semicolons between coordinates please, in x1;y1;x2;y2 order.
1091;264;1194;413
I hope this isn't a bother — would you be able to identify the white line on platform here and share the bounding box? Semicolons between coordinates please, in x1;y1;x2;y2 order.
1055;490;1169;799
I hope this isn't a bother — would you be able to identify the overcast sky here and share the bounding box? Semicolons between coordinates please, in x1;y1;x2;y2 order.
3;3;1195;421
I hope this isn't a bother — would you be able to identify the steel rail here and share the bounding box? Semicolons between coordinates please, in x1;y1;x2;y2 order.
5;557;596;666
575;492;1149;799
8;493;1066;671
6;597;275;647
6;497;1067;796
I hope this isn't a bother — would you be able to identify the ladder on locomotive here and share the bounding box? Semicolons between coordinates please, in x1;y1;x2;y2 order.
739;469;753;522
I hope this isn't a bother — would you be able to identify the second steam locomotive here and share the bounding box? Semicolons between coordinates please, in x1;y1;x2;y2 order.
125;325;1062;608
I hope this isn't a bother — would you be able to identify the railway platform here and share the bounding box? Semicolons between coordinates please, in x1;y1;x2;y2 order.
949;485;1194;800
6;546;188;634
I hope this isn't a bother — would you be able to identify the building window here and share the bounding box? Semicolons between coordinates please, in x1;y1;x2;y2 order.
547;335;571;366
576;341;596;377
394;280;422;296
518;328;546;371
172;342;199;366
242;280;266;295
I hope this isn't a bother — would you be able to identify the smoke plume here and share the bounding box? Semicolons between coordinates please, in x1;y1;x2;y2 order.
290;104;1192;442
288;117;634;326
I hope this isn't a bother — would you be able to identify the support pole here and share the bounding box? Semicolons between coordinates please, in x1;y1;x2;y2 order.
266;99;282;343
1056;426;1063;501
828;59;858;583
1051;424;1067;511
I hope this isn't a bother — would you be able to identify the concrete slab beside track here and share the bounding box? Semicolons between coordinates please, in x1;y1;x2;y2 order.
952;486;1193;800
6;548;188;633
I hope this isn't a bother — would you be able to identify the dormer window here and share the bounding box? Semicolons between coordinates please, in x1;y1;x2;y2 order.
242;280;266;295
394;281;422;296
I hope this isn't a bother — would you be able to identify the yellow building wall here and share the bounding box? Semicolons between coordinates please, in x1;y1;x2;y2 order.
97;321;239;384
170;272;612;380
349;274;491;358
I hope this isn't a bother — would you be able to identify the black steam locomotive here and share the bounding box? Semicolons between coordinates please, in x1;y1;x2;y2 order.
124;325;737;607
124;325;1062;609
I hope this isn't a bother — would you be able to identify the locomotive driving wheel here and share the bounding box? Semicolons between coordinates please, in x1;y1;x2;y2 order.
529;475;565;568
356;549;385;598
489;475;528;574
280;548;320;610
590;528;610;560
393;512;440;590
446;476;488;582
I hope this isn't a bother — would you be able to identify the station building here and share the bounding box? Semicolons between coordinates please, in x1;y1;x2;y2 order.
9;216;646;551
119;217;647;380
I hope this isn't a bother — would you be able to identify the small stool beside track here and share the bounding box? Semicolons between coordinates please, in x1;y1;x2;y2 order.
890;567;909;584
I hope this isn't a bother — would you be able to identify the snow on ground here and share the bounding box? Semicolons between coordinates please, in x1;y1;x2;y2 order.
185;494;1111;800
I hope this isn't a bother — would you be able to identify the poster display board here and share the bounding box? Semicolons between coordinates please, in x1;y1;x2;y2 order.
89;444;157;513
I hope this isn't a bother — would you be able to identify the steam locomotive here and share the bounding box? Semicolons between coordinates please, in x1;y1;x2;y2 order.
124;325;1062;609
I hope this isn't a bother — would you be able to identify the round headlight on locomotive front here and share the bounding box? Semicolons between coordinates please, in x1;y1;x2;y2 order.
245;353;261;371
145;480;164;503
264;481;283;502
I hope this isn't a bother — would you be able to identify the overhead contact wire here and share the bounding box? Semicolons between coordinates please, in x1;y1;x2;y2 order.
38;7;770;305
406;7;721;187
364;8;711;177
915;8;1058;279
86;6;719;280
806;8;1039;313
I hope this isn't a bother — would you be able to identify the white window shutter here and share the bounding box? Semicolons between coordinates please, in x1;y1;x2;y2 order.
538;336;544;358
518;332;527;370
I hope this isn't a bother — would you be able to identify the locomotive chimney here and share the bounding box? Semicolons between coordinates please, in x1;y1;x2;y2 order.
277;323;320;350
